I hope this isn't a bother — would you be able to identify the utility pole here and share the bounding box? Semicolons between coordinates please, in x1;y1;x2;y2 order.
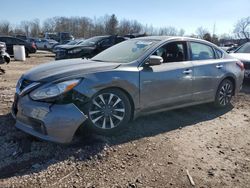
212;22;216;37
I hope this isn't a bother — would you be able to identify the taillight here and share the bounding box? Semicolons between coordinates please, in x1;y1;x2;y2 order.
32;42;36;49
236;61;244;71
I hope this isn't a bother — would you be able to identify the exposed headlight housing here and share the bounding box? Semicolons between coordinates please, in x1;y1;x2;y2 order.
68;48;82;54
30;79;81;100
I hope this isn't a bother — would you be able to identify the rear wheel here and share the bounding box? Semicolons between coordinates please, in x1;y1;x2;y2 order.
85;89;132;135
214;79;234;107
25;49;29;58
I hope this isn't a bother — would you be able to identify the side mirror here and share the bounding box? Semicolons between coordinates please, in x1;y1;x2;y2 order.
147;55;163;66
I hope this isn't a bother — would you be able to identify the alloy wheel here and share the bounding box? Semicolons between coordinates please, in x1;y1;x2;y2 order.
89;93;126;129
218;82;233;106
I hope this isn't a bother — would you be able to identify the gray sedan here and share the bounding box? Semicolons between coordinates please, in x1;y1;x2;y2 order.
12;36;245;143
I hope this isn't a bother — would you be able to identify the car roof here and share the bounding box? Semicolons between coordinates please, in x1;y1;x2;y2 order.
136;36;219;48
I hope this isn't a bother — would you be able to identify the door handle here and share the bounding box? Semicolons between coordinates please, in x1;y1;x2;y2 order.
216;65;223;69
183;69;192;74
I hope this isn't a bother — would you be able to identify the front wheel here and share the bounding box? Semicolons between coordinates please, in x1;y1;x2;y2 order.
214;79;234;108
85;89;132;135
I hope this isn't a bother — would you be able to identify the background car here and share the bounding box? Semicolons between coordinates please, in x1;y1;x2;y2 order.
55;35;127;60
52;38;85;53
0;41;10;74
35;38;58;51
12;36;244;143
230;42;250;79
44;32;74;44
0;36;36;57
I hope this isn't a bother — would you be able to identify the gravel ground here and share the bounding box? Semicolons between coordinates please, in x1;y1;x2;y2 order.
0;52;250;188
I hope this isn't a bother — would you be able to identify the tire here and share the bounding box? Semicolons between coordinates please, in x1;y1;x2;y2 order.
214;79;234;108
84;89;132;135
25;49;29;58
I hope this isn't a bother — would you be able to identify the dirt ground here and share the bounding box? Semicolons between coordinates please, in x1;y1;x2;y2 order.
0;52;249;188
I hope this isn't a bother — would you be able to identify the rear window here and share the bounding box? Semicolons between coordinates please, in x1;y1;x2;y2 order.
215;48;223;59
190;42;215;60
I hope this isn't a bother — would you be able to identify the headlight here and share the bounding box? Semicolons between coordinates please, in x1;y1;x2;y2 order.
30;79;81;100
68;48;82;54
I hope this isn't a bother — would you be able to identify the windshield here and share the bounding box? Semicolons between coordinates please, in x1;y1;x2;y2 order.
235;42;250;53
91;39;158;63
77;36;107;46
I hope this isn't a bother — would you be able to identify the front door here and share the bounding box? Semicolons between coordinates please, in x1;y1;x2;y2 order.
140;41;193;111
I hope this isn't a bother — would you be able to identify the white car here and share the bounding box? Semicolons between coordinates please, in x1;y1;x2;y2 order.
230;42;250;79
35;39;58;50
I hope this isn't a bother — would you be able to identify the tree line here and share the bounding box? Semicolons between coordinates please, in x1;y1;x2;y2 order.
0;14;249;44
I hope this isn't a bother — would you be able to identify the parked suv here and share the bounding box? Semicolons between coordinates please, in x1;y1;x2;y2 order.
55;35;127;60
12;36;244;143
0;36;36;57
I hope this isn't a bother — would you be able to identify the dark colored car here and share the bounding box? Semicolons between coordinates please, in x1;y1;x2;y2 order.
55;35;127;60
124;33;147;38
0;36;37;57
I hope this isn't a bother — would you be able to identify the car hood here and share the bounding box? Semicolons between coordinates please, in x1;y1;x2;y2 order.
23;59;120;82
230;53;250;62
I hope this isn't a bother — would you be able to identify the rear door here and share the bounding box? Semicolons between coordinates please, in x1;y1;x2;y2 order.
140;41;194;111
188;41;226;102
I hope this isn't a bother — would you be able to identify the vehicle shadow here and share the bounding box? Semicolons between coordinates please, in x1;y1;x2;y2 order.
0;102;233;179
241;79;250;94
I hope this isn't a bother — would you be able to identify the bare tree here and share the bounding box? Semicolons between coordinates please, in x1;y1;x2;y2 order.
119;19;131;35
159;26;178;36
178;28;185;36
20;21;30;36
30;19;41;37
196;27;209;39
118;19;142;35
234;16;250;41
42;18;56;33
104;14;118;35
0;21;11;35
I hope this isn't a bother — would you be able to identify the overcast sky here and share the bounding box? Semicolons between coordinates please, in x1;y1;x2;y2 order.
1;0;250;35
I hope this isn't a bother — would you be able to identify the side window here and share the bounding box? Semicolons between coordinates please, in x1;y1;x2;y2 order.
190;42;215;60
214;48;223;59
101;38;113;47
153;42;187;63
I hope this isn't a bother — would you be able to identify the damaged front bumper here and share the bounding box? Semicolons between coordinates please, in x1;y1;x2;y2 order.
12;95;87;143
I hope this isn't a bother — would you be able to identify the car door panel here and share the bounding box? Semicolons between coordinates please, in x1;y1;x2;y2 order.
188;41;226;102
192;59;226;101
140;61;193;111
